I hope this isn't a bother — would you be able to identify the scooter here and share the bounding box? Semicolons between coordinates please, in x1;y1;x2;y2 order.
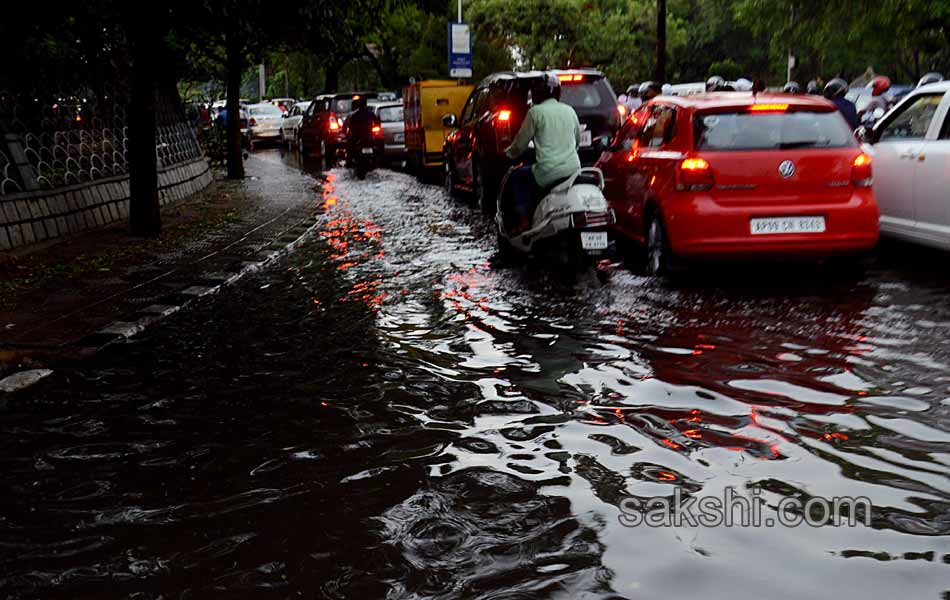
495;166;615;266
347;126;383;180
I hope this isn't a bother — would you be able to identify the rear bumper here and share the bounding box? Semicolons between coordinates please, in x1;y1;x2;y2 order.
248;128;281;140
383;143;406;158
665;190;879;259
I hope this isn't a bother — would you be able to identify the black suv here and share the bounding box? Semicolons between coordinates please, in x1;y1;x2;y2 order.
442;69;620;212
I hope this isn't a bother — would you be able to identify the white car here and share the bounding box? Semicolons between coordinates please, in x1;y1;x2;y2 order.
279;101;311;146
862;82;950;250
243;103;285;149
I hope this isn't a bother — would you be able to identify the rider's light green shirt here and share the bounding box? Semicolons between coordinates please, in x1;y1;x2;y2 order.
505;98;581;188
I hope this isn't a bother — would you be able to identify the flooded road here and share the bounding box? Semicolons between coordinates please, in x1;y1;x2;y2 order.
2;150;948;598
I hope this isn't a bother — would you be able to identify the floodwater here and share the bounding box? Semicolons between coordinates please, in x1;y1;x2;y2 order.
1;150;948;598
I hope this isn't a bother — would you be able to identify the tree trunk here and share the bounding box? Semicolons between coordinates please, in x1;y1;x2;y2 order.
128;14;162;237
225;33;245;180
324;61;341;93
655;0;667;83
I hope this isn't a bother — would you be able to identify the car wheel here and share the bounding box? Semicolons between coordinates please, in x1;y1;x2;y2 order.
443;160;456;198
473;159;493;215
324;143;335;169
646;215;673;276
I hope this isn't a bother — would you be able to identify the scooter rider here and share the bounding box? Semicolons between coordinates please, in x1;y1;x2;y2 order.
639;81;663;103
504;72;581;233
859;75;891;125
345;96;381;158
824;78;859;130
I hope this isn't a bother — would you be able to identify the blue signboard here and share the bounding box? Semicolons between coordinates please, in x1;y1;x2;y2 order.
448;22;472;79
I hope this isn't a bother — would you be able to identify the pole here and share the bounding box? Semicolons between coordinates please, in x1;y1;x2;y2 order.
655;0;666;82
458;0;462;22
258;64;265;101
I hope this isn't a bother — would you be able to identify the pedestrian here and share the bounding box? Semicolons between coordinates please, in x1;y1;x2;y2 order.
823;78;858;130
216;106;228;128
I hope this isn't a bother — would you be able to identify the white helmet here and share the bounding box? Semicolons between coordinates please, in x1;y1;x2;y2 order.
733;78;754;91
661;83;673;96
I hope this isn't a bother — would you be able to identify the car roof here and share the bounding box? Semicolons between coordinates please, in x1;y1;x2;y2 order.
478;68;605;87
655;92;836;112
915;81;950;93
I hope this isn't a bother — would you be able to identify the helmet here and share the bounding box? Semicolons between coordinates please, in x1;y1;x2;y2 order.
806;80;821;95
917;72;944;88
532;72;561;104
733;78;754;91
638;81;662;101
706;75;726;92
869;75;891;96
661;83;673;96
823;78;848;99
626;84;640;96
782;81;801;94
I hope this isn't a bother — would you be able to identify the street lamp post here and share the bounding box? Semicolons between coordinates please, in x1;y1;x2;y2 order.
655;0;666;82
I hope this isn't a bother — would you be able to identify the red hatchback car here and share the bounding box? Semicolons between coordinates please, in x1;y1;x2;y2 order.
596;93;878;273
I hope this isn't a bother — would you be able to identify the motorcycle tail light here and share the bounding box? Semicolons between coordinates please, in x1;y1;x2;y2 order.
851;153;872;187
572;211;614;228
676;157;714;191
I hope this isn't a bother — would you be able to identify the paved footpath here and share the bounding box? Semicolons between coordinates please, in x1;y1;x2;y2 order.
0;151;325;378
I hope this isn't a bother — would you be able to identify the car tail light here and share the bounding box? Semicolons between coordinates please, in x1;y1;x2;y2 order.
558;74;585;83
617;104;627;118
495;109;513;148
249;117;257;127
676;157;714;191
372;125;382;136
748;103;789;113
497;110;511;122
851;153;872;187
329;119;339;131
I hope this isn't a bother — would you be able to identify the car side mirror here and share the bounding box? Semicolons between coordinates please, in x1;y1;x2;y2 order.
442;113;458;128
855;126;874;144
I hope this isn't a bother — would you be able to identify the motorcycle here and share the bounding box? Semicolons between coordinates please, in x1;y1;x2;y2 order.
347;125;383;180
495;166;615;267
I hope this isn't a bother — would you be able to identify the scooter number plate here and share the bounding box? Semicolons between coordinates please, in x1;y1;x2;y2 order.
580;231;608;250
361;147;374;155
580;130;592;147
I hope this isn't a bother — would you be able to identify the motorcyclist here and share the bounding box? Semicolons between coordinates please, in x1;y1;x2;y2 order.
824;78;858;130
917;72;944;88
639;81;663;103
783;81;802;94
504;72;581;233
345;96;381;160
623;84;642;111
706;75;726;92
859;75;891;126
806;80;821;95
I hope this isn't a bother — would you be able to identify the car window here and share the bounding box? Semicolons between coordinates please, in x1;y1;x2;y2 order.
612;106;650;151
941;103;950;140
472;88;490;120
249;104;283;116
694;110;856;150
879;94;943;141
460;89;480;125
378;106;403;123
637;105;676;148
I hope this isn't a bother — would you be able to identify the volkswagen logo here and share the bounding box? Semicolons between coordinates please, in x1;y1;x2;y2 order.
778;160;796;178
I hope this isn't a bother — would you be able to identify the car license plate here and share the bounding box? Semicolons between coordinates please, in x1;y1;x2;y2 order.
580;231;608;250
361;147;374;155
580;130;592;147
750;216;826;235
393;133;405;143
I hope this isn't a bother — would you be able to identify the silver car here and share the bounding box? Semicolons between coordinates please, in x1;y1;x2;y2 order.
279;101;312;146
244;103;285;149
369;101;405;162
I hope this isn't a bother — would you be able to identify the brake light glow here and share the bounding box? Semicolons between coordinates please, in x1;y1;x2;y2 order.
677;157;714;191
329;120;339;131
558;74;585;83
748;103;790;112
617;104;627;118
851;153;872;187
497;110;511;122
353;95;360;100
371;125;382;136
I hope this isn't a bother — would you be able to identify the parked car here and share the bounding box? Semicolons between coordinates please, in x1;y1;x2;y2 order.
403;79;473;177
368;100;406;162
596;93;879;274
858;81;950;251
279;100;311;146
244;102;284;149
442;69;621;212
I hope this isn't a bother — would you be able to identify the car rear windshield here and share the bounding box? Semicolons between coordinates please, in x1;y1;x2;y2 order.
378;106;403;123
333;99;353;114
694;110;857;151
249;104;283;116
560;78;615;114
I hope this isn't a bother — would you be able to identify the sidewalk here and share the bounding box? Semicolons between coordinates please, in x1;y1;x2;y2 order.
0;151;324;374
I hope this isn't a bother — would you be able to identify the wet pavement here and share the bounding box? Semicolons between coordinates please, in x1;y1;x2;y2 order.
1;148;948;599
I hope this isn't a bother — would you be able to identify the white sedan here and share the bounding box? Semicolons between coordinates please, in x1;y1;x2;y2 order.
862;82;950;250
279;101;311;146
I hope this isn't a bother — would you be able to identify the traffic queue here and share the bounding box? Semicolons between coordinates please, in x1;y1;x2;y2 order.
224;68;949;274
